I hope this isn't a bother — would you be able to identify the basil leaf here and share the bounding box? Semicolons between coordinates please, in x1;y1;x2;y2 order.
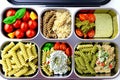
3;16;16;24
15;8;26;19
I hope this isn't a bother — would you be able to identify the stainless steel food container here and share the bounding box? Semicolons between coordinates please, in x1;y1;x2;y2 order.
0;5;119;80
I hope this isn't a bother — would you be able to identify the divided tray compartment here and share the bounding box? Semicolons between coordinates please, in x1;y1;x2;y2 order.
74;42;119;78
0;6;119;79
7;0;111;6
0;41;39;79
1;7;39;40
74;9;119;40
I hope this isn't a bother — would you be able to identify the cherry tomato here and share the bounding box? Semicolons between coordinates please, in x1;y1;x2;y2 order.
13;19;21;28
100;62;105;67
87;29;95;38
79;14;88;21
6;9;16;17
75;29;83;37
60;43;67;51
26;29;36;38
54;42;60;50
20;22;29;32
88;14;96;23
109;63;113;69
28;20;37;29
65;48;71;56
4;24;13;33
22;11;30;22
15;29;24;38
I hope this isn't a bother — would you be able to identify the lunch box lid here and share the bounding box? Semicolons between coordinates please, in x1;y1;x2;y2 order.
8;0;110;6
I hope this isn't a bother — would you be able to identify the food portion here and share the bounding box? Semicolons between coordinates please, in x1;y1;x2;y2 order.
0;42;38;77
74;43;116;76
41;10;71;39
75;10;118;39
41;42;72;76
2;8;38;39
94;14;113;37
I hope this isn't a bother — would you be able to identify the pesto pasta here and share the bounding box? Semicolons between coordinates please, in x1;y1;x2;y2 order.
0;42;38;77
74;43;116;76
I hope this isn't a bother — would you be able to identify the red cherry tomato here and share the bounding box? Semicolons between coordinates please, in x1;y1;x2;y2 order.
100;62;105;67
87;29;95;38
88;14;96;23
109;63;113;69
22;11;30;22
65;48;71;56
28;20;37;29
60;43;67;51
15;29;24;38
26;29;36;38
20;22;29;32
4;24;13;33
54;42;60;50
13;19;21;28
6;9;16;17
79;14;88;21
75;29;84;37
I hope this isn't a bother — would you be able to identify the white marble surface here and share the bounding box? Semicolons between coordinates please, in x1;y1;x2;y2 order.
0;0;119;80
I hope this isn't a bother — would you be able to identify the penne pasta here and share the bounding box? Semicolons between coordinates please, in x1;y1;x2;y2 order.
26;47;34;61
0;42;38;77
3;42;15;54
19;42;28;61
6;58;12;71
31;44;38;58
28;62;37;71
17;51;28;66
11;51;22;68
14;67;28;77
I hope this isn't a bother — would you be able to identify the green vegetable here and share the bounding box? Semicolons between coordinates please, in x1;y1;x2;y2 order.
44;43;54;48
3;16;16;24
43;47;50;51
3;8;26;24
15;8;26;19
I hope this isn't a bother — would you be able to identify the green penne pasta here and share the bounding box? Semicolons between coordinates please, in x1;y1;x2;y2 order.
91;55;97;68
91;45;98;54
86;62;96;75
78;57;85;67
76;66;83;74
19;42;28;61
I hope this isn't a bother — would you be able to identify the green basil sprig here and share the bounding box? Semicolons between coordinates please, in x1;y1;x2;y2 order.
3;8;26;24
15;8;26;19
3;16;16;24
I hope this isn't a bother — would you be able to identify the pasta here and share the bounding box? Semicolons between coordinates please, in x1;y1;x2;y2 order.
6;58;12;71
41;42;71;76
17;51;28;66
75;43;116;76
2;42;15;54
11;51;22;68
26;47;34;61
10;42;20;51
0;42;38;77
32;44;38;58
19;42;28;61
14;67;28;77
42;10;71;39
42;65;53;76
